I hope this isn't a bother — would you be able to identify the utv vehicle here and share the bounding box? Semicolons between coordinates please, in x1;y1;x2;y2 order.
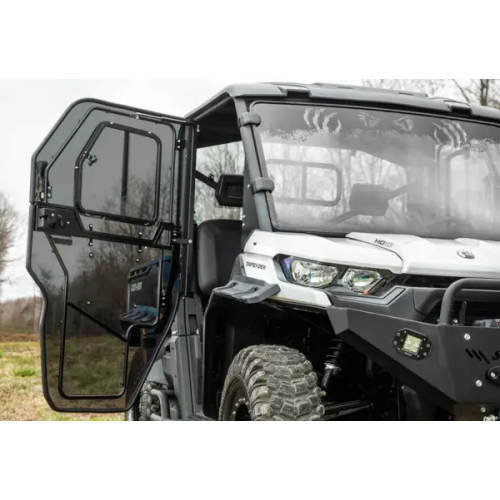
27;82;500;421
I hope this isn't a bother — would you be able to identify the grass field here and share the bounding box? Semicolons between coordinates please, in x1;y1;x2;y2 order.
0;333;123;421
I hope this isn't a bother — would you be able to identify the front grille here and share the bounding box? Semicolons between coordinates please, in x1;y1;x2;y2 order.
400;275;460;289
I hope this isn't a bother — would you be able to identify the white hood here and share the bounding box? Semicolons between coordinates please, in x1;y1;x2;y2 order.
244;230;500;279
346;233;500;279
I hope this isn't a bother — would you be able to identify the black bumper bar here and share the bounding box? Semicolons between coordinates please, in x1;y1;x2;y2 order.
439;278;500;325
328;279;500;416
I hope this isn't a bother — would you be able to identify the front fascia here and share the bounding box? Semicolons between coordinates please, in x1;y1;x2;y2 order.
329;305;500;414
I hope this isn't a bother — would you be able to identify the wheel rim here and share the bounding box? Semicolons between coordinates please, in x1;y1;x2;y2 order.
231;397;251;421
223;379;251;421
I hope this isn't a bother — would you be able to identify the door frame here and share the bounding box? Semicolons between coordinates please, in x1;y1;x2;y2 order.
27;98;196;413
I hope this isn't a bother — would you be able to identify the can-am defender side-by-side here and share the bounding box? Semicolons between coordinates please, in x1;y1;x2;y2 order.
27;83;500;421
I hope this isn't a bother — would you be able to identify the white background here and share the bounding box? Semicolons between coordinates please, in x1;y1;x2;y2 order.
1;0;499;498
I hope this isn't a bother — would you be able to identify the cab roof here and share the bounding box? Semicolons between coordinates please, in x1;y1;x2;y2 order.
186;81;500;122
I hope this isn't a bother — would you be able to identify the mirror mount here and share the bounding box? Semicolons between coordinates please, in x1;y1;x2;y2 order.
215;175;244;208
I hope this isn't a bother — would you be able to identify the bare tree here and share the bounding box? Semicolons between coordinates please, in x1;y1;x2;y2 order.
0;296;43;333
363;79;446;97
452;79;500;107
363;79;500;108
0;191;17;287
195;142;244;223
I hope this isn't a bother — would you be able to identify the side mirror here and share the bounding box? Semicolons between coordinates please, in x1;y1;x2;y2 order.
215;175;244;208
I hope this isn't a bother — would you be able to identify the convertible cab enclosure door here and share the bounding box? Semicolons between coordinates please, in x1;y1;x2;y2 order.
27;99;192;412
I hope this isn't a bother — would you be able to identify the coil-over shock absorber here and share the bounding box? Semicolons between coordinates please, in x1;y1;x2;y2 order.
321;338;346;391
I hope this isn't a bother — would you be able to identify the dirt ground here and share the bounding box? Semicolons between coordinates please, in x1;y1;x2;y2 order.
0;333;123;421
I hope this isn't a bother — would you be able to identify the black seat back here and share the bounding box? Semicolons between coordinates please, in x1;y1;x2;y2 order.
196;220;242;296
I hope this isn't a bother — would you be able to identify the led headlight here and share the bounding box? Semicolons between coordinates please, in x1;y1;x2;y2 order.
284;257;339;288
342;268;384;294
281;256;390;294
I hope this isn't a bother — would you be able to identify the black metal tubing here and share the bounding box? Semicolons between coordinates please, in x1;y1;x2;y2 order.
121;130;130;216
178;125;197;297
46;232;129;402
36;204;173;249
195;170;218;190
44;232;75;402
323;400;372;420
66;302;126;343
439;278;500;325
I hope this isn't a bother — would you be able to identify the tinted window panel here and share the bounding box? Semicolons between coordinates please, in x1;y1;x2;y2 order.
80;126;160;222
80;126;125;215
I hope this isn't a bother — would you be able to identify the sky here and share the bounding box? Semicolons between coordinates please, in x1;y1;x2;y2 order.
0;79;365;301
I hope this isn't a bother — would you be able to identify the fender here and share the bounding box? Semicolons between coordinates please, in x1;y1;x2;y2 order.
213;274;280;305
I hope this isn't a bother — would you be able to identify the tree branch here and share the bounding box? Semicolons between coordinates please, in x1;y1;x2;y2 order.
452;80;471;103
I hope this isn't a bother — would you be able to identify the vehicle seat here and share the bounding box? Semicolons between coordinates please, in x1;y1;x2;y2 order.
196;219;242;297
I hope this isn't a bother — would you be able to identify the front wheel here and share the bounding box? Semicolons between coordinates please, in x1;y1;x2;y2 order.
219;345;325;421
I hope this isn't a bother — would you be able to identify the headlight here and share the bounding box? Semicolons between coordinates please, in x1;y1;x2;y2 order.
342;268;384;294
280;256;389;294
283;257;339;288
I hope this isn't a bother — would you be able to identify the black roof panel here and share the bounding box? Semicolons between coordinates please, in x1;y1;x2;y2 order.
186;82;500;122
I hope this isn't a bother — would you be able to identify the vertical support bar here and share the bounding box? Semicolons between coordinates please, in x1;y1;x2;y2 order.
121;131;130;216
235;98;273;233
178;126;197;297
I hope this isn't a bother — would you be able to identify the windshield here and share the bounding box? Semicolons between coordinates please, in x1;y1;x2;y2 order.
254;103;500;241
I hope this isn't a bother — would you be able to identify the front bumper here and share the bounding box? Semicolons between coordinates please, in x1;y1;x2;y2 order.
328;279;500;417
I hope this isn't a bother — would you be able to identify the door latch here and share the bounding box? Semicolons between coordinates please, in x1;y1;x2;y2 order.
84;153;98;166
36;207;72;231
37;209;65;230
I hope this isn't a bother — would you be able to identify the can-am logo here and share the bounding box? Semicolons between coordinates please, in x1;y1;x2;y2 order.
457;249;475;260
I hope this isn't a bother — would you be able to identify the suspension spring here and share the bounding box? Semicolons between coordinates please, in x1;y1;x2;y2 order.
321;338;347;391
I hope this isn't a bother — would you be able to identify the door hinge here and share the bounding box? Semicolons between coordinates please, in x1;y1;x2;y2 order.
35;161;48;202
175;139;187;151
172;237;193;245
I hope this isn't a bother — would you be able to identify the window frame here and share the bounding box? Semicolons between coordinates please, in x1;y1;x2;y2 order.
74;121;163;226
